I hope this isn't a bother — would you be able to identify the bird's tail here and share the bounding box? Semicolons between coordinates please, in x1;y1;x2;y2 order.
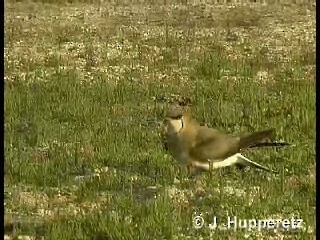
239;129;275;149
246;141;291;148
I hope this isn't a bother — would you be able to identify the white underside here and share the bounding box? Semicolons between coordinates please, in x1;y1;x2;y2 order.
192;153;275;172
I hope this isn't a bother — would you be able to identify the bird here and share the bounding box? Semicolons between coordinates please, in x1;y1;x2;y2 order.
163;104;288;175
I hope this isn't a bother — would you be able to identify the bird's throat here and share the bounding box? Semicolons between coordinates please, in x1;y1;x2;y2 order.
169;118;184;134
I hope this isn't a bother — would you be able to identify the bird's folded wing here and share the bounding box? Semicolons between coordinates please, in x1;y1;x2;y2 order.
189;126;239;162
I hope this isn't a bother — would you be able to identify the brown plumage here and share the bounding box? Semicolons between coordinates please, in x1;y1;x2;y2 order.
164;104;285;174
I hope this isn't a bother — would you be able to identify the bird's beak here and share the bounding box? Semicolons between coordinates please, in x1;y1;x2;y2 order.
164;117;171;123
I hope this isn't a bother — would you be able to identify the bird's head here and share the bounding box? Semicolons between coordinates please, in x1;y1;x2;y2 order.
165;104;192;134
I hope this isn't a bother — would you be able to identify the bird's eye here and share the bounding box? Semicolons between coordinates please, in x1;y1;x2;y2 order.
171;114;183;119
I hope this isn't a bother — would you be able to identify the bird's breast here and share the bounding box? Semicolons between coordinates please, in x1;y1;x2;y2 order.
175;150;189;164
166;133;190;164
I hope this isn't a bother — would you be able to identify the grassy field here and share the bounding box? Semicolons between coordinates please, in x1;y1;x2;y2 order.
4;0;315;239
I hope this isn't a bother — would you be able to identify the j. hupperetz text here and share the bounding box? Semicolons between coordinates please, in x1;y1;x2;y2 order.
194;214;304;231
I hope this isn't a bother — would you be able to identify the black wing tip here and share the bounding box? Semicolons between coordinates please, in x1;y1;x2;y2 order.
247;141;291;148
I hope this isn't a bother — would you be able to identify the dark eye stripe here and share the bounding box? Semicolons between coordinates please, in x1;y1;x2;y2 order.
171;115;183;119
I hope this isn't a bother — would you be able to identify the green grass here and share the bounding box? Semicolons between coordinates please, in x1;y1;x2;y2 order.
5;1;315;239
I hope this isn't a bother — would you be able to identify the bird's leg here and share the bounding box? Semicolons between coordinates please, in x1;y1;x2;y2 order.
186;163;195;175
186;160;208;177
